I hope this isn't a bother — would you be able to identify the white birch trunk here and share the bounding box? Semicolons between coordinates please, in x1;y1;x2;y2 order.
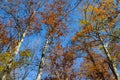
2;28;28;80
2;11;36;80
36;35;50;80
99;36;119;80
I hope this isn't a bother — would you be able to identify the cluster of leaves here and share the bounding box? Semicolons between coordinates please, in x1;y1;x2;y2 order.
40;0;67;36
0;49;32;79
44;43;77;80
79;53;115;80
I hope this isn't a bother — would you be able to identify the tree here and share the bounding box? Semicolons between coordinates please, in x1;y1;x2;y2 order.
36;0;70;79
36;0;82;79
72;0;120;79
0;0;45;79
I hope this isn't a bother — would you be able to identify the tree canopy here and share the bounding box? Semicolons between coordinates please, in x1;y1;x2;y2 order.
0;0;120;80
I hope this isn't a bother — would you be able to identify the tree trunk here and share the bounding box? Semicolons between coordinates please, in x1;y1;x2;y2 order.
36;34;51;80
2;11;36;80
98;34;119;80
2;28;28;80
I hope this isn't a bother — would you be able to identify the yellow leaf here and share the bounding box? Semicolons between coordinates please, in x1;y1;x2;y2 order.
0;66;4;71
80;20;87;25
98;46;103;50
20;50;32;57
77;32;82;37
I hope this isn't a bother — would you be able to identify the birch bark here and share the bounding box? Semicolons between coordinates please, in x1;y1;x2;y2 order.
36;34;51;80
2;28;28;80
2;11;36;80
98;34;119;80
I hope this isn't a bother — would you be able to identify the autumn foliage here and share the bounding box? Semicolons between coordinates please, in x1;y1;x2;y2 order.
0;0;120;80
